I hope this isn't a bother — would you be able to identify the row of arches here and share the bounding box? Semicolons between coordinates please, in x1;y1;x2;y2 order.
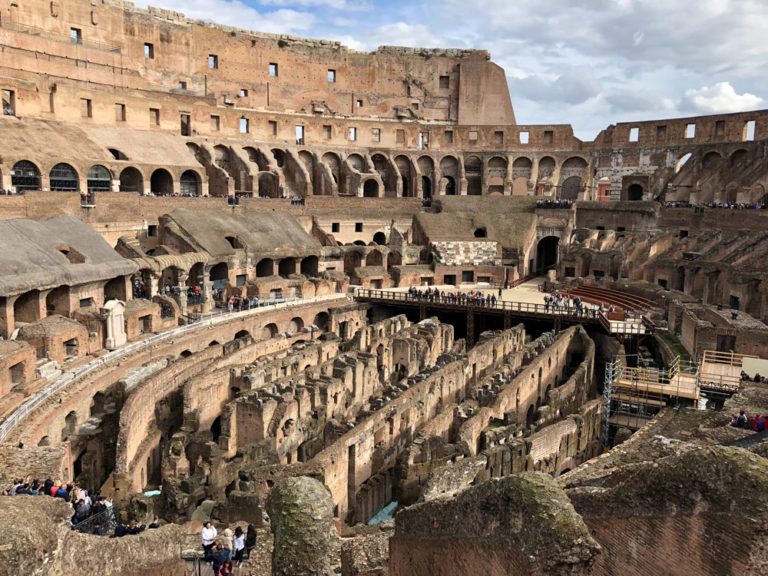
6;160;203;196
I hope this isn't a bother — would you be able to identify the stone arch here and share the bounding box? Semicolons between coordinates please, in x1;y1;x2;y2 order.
313;311;330;331
38;436;51;447
363;179;380;198
418;156;434;199
373;231;387;245
537;156;556;195
627;183;644;201
278;258;297;276
271;148;286;168
14;290;42;324
11;160;41;192
244;146;271;171
256;258;274;277
371;154;395;196
50;163;79;192
87;165;112;192
730;149;748;168
525;404;535;428
674;265;686;291
536;236;559;273
440;156;458;196
262;323;279;339
104;276;127;301
560;176;582;201
465;155;483;195
234;329;251;340
395;155;412;197
344;251;362;273
300;255;319;276
702;151;723;172
150;168;173;196
180;170;201;196
347;153;365;172
209;262;229;288
366;249;383;267
387;250;402;269
259;172;279;198
62;410;78;442
487;156;507;195
321;152;341;184
288;317;304;333
119;167;143;193
474;227;487;238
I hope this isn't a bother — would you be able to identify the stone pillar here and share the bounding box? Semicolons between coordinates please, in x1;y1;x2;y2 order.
175;272;189;317
201;280;214;314
103;300;127;350
0;296;16;338
266;477;336;576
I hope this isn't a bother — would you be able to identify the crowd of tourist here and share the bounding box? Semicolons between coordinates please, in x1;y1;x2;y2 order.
536;199;573;209
407;286;498;307
2;478;120;535
730;409;768;431
663;201;766;210
201;521;257;571
0;188;24;195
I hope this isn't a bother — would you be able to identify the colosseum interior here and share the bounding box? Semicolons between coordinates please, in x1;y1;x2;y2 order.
1;1;768;575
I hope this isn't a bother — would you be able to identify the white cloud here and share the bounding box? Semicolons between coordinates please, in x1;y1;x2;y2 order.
682;82;765;114
258;0;371;9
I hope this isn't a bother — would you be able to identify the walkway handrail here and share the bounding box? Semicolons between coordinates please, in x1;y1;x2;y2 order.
0;294;346;443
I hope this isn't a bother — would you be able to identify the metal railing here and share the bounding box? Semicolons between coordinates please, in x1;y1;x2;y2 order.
0;294;345;443
355;288;648;334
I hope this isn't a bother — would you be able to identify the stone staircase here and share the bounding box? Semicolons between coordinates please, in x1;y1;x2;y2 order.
36;359;61;381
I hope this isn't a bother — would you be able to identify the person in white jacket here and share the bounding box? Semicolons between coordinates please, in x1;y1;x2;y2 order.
201;521;218;562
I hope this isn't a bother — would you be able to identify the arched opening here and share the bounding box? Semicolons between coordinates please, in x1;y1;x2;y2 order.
262;323;279;339
465;155;482;195
87;165;111;193
474;228;487;238
38;436;51;447
512;157;532;196
209;262;229;289
536;236;559;274
730;149;748;168
234;329;251;340
300;256;319;276
46;285;70;315
363;179;379;198
256;258;274;277
104;276;127;301
62;411;78;441
395;156;411;197
288;317;304;333
560;176;582;200
421;176;432;200
675;266;685;291
49;163;79;192
322;152;341;184
108;148;128;160
259;172;279;198
627;184;644;201
444;176;456;195
366;250;383;267
119;167;143;193
313;311;330;331
180;170;201;196
526;405;535;428
271;148;286;168
278;258;296;276
344;251;362;273
209;340;221;347
224;235;245;250
150;169;173;196
373;232;387;245
90;392;105;418
14;290;42;323
387;251;402;269
180;350;193;358
211;416;222;442
11;160;41;192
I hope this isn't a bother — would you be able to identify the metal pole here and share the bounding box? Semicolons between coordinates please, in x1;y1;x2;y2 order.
602;359;616;449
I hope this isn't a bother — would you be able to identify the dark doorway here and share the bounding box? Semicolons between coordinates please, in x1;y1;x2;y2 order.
627;184;644;201
536;236;559;274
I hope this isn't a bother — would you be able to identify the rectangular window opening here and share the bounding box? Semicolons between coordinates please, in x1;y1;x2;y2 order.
439;75;449;89
444;130;453;144
356;99;363;108
419;131;429;150
149;107;159;126
208;54;219;69
211;115;220;131
178;80;187;90
144;43;154;59
372;128;381;143
80;98;92;118
331;222;340;233
494;130;503;145
715;119;726;137
656;125;667;141
629;127;639;142
355;222;363;232
543;130;554;144
269;63;278;77
269;120;277;136
328;69;336;83
3;89;15;116
468;130;478;144
744;120;756;141
396;129;405;145
240;117;249;134
115;102;126;122
240;88;248;97
519;131;529;144
70;28;82;45
323;125;332;140
295;125;304;145
685;123;696;138
349;127;356;141
180;113;191;136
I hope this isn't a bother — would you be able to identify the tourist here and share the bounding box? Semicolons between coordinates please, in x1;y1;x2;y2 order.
219;559;234;576
233;526;246;565
211;543;229;574
244;524;257;559
202;521;218;561
222;527;234;560
735;409;747;429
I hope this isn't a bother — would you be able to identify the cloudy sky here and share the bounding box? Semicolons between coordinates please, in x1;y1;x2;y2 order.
133;0;767;140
